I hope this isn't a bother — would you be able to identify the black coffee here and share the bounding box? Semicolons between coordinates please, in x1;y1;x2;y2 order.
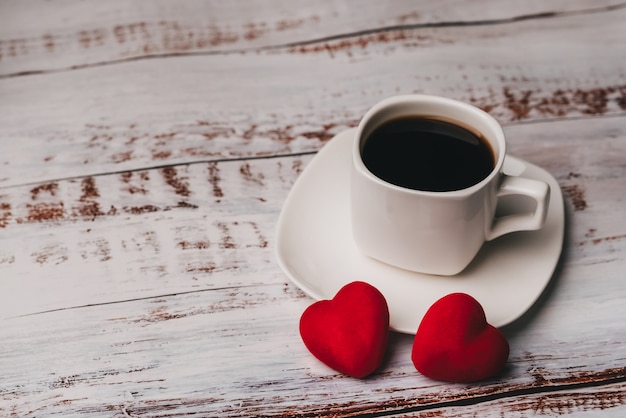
361;116;495;192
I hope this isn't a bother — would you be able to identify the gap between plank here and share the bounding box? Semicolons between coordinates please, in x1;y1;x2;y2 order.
366;371;626;418
0;150;318;191
0;112;624;191
7;282;275;319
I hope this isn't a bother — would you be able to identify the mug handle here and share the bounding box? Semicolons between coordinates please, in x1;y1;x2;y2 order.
486;174;550;240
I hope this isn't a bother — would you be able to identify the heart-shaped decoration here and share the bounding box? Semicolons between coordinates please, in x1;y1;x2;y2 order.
412;293;509;382
299;281;389;378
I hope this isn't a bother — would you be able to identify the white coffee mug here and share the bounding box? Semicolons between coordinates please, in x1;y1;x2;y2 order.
351;95;550;275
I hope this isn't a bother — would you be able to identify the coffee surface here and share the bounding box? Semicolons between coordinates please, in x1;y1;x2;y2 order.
361;117;495;192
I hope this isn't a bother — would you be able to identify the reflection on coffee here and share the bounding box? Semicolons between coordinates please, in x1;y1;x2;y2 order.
361;116;495;192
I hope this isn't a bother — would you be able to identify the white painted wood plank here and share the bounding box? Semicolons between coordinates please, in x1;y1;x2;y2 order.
1;279;625;416
0;116;624;317
0;7;625;188
0;0;623;75
0;155;307;317
1;116;625;415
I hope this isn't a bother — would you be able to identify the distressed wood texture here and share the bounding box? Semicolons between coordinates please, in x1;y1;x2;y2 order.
1;1;626;416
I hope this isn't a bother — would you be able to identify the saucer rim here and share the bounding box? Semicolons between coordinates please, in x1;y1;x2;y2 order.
275;128;564;334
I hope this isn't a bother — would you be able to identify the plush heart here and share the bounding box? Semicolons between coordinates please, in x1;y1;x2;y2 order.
412;293;509;382
299;281;389;378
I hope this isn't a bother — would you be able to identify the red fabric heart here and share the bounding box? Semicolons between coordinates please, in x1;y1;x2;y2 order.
412;293;509;382
299;281;389;378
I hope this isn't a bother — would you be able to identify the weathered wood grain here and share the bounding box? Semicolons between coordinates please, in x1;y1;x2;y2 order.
1;116;625;316
1;282;625;416
401;382;626;417
2;0;626;416
0;5;625;188
1;0;623;76
0;155;306;317
1;116;626;415
1;272;625;417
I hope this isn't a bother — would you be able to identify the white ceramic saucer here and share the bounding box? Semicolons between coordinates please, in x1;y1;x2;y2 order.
276;128;564;334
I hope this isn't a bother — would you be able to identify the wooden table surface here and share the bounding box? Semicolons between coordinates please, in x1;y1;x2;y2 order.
2;1;626;416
